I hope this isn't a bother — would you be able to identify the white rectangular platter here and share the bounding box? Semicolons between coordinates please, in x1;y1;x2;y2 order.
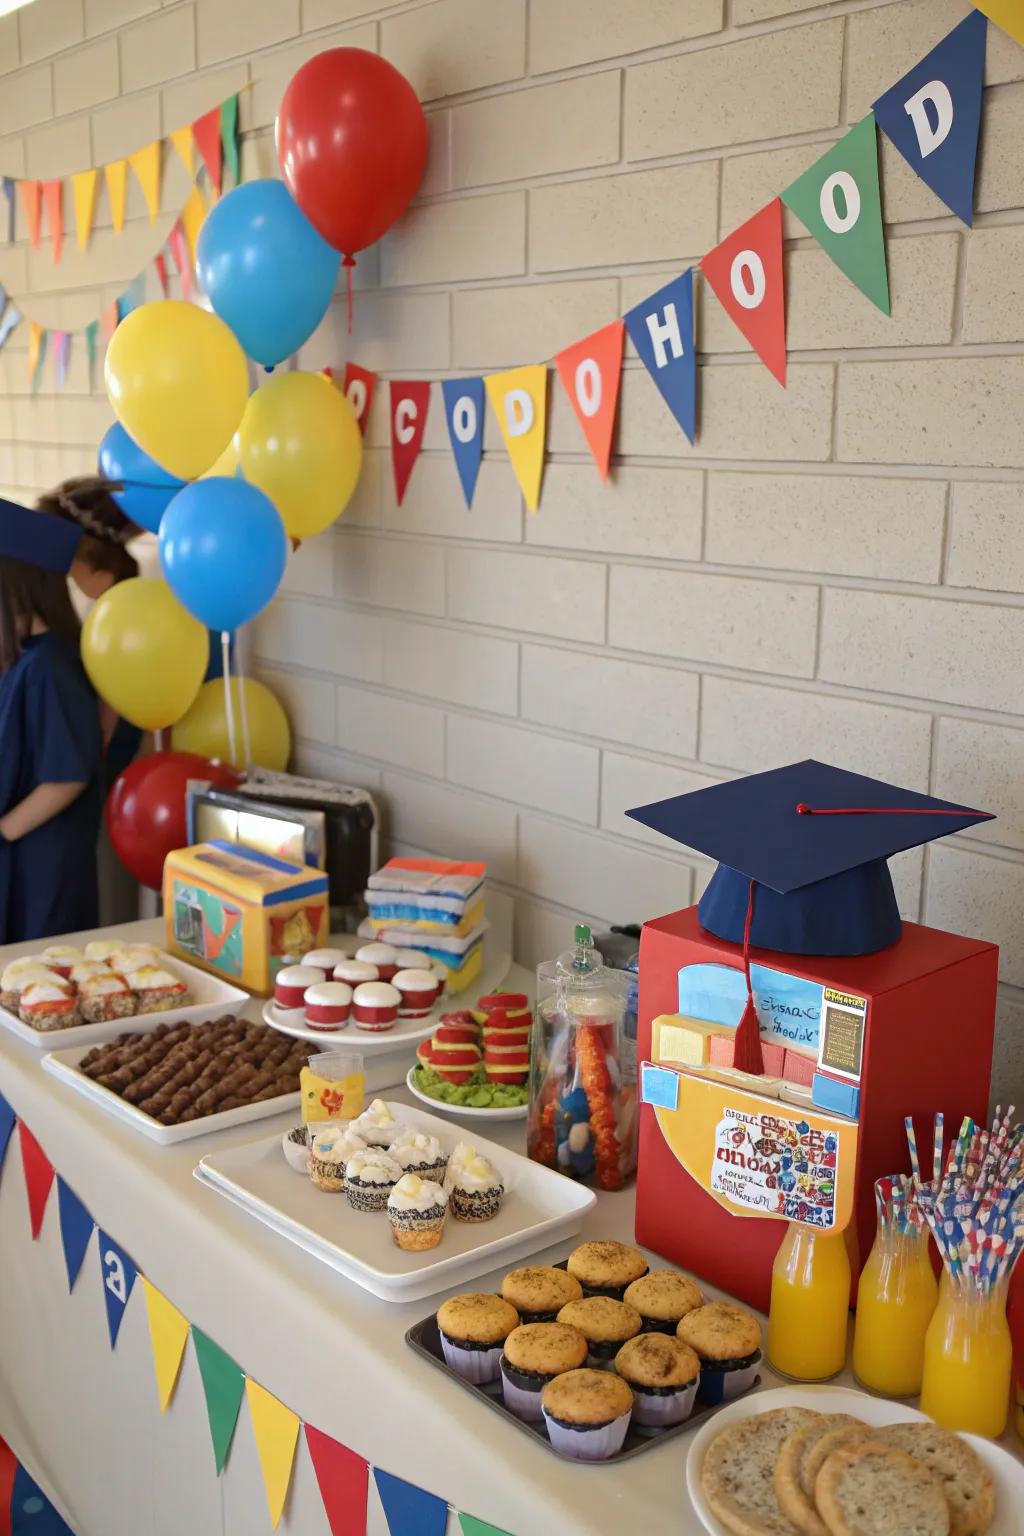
194;1102;596;1303
42;1030;300;1145
1;950;249;1051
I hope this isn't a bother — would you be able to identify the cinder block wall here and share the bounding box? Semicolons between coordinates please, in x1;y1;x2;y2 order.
0;0;1022;1098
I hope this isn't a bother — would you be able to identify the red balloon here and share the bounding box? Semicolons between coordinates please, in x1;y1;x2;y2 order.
105;751;241;891
277;49;428;258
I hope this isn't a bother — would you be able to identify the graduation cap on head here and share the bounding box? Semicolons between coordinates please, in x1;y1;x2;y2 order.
627;760;993;1073
0;497;82;574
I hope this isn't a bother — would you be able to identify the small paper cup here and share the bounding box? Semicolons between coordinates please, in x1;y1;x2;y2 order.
629;1377;699;1428
440;1335;503;1385
499;1359;547;1422
697;1351;760;1405
542;1406;632;1461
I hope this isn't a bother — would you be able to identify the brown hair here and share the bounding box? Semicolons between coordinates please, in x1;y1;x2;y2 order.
37;477;141;584
0;554;81;673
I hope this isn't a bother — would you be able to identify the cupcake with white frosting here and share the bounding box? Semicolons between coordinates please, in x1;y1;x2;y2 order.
392;968;442;1018
352;1098;400;1148
302;947;349;981
308;1123;367;1192
444;1140;479;1191
333;958;379;988
351;981;401;1032
387;1174;448;1250
355;942;400;982
449;1154;504;1223
390;1128;447;1183
344;1148;402;1212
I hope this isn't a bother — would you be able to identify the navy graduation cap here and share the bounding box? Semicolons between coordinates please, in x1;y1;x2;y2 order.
0;497;82;574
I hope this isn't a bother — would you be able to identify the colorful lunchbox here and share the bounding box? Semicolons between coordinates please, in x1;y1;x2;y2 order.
163;841;329;995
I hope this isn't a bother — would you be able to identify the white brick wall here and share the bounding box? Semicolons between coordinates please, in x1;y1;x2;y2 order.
2;0;1023;1106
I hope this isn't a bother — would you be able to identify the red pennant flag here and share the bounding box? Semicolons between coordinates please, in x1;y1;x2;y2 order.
554;319;624;480
305;1426;367;1536
389;380;431;505
42;180;62;263
168;222;192;300
19;181;42;250
154;250;169;297
100;302;119;342
192;108;222;194
18;1122;54;1238
701;198;787;386
343;362;376;435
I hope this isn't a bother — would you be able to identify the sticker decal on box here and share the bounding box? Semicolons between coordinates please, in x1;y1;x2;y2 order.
817;988;867;1081
710;1105;838;1227
641;1063;680;1111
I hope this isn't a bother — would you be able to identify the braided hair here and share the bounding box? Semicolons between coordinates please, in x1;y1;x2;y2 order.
36;476;142;583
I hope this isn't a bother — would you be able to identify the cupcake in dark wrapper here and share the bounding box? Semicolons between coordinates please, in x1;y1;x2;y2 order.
501;1265;583;1324
344;1148;401;1211
623;1271;703;1334
390;1128;447;1184
556;1296;642;1366
436;1292;519;1384
566;1240;648;1299
541;1369;634;1461
676;1300;762;1404
614;1333;700;1427
387;1174;447;1250
448;1153;504;1222
500;1322;588;1421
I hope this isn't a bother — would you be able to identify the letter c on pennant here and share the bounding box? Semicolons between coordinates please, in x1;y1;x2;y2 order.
394;398;418;445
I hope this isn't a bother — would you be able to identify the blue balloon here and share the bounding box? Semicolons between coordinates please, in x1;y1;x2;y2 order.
196;180;341;367
98;422;185;534
159;477;288;632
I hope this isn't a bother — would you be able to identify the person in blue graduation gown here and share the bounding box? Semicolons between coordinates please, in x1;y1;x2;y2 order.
0;501;103;945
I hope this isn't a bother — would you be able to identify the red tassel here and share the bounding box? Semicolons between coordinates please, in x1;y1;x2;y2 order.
732;878;764;1076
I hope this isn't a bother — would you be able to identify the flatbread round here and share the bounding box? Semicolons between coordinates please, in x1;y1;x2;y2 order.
814;1439;950;1536
803;1424;874;1498
775;1415;867;1536
876;1423;995;1536
702;1407;818;1536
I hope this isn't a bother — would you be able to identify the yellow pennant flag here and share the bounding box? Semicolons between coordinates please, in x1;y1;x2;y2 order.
169;125;195;175
141;1278;190;1412
26;321;43;381
105;161;127;233
485;364;549;513
71;169;98;251
976;1;1024;45
129;141;162;224
180;184;207;266
245;1380;300;1529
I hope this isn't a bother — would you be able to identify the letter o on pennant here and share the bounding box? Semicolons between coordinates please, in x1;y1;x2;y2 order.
729;249;767;311
452;393;477;444
503;387;534;438
574;357;601;418
346;378;367;419
819;170;861;235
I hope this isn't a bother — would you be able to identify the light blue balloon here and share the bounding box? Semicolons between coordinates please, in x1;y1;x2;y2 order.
196;180;341;367
159;477;288;632
98;422;185;534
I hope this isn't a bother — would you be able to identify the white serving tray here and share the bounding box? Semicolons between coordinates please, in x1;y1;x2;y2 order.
42;1028;301;1145
194;1102;596;1303
0;951;249;1051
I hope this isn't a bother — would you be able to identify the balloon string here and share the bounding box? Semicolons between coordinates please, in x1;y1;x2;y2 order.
343;254;356;334
236;636;252;766
221;631;239;767
154;728;166;751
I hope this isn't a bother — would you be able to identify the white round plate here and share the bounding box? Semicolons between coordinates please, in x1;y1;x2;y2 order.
262;999;435;1052
405;1066;528;1121
685;1383;1024;1536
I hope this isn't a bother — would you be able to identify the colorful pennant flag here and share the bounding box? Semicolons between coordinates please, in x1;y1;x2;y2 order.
872;11;986;227
554;318;624;478
305;1427;368;1536
192;1327;245;1474
441;377;485;507
374;1469;449;1536
624;269;697;444
18;1121;53;1236
193;107;223;194
168;222;192;300
170;125;195;175
701;198;787;386
53;330;70;389
84;318;98;375
29;325;47;391
485;363;548;512
459;1517;515;1536
42;180;62;263
72;169;98;251
975;0;1024;46
342;362;376;434
97;1230;137;1347
0;301;20;352
180;184;206;268
56;1177;93;1290
246;1380;300;1529
3;176;14;242
20;181;42;250
389;380;431;504
781;114;890;316
10;1462;73;1536
141;1278;190;1411
129;141;162;224
220;94;240;187
100;302;119;342
118;273;146;322
104;160;127;233
154;250;169;297
0;1092;15;1170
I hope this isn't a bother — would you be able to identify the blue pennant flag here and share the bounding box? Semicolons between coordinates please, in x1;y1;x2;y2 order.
441;377;485;508
374;1469;449;1536
3;177;14;243
624;268;697;444
97;1230;137;1347
56;1178;94;1292
0;1090;14;1171
11;1462;75;1536
116;273;146;324
872;10;986;226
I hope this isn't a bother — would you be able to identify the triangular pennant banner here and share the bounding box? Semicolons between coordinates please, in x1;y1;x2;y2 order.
342;362;376;434
10;1464;73;1536
56;1177;94;1290
554;318;624;478
53;330;70;389
0;1091;15;1170
97;1230;137;1347
128;141;162;224
3;176;15;242
701;198;787;386
28;324;46;391
975;0;1024;46
168;222;192;301
441;377;485;507
100;302;119;342
192;1327;245;1473
154;250;169;296
141;1278;190;1411
245;1380;300;1529
0;301;20;351
193;108;223;194
42;180;63;263
872;11;986;227
104;160;127;233
84;318;98;374
485;363;548;512
20;181;42;250
170;126;195;175
305;1426;368;1536
389;380;431;505
18;1121;53;1236
459;1517;515;1536
180;185;206;268
373;1469;448;1536
71;168;98;251
220;94;240;187
781;114;890;316
118;273;146;323
625;268;698;444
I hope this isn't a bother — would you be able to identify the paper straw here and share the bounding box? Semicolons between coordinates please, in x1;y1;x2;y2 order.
904;1116;920;1182
933;1111;944;1184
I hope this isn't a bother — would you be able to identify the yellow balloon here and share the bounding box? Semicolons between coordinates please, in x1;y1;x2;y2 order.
239;370;362;539
201;432;241;479
82;578;208;730
172;677;291;771
105;300;250;480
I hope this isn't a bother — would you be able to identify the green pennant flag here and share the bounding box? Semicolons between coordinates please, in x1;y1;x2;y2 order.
85;319;98;376
192;1327;245;1474
220;95;240;188
460;1518;514;1536
781;113;890;316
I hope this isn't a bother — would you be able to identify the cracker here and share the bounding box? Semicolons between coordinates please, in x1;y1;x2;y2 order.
775;1415;867;1536
702;1407;817;1536
814;1440;950;1536
803;1424;874;1499
876;1423;994;1536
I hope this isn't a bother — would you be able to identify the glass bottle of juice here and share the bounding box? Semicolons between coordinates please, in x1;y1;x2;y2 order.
919;1280;1012;1439
1008;1259;1024;1439
767;1222;851;1381
852;1223;938;1396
